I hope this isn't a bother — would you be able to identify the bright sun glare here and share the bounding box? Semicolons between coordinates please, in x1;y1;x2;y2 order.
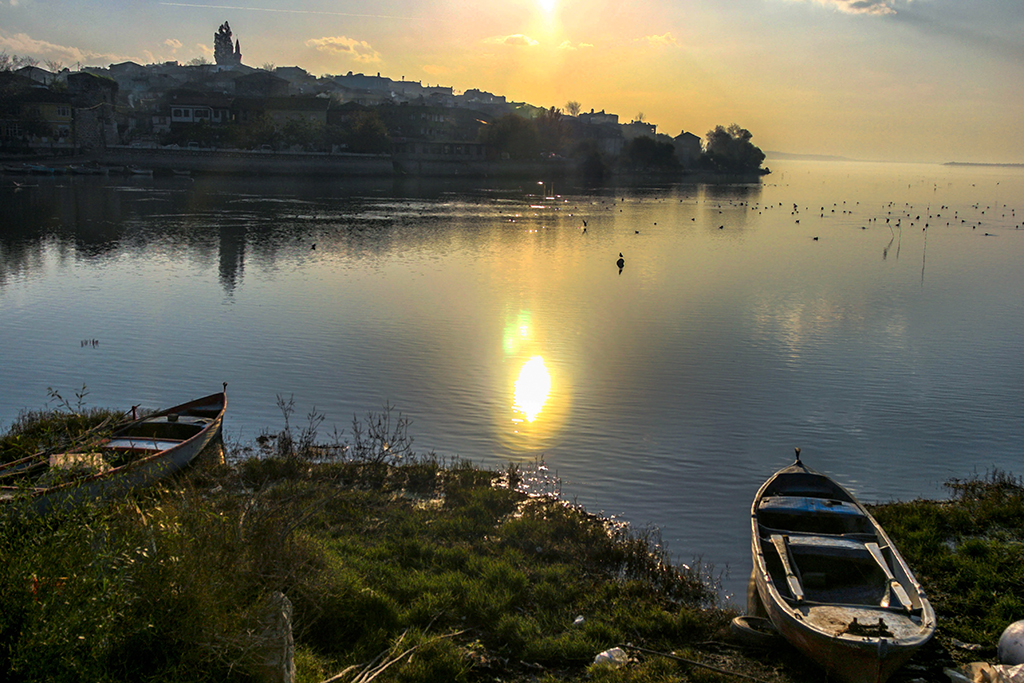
537;0;556;13
513;356;551;423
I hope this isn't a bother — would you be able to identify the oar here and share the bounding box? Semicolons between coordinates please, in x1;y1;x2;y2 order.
865;542;913;611
771;534;804;602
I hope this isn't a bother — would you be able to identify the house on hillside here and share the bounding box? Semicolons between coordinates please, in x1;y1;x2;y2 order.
164;91;234;126
273;67;319;95
331;85;391;107
234;71;289;98
264;96;330;126
579;109;618;126
0;73;74;150
232;95;331;128
378;103;488;143
621;120;657;140
67;71;119;149
331;72;394;93
15;65;59;85
673;131;702;167
565;112;624;157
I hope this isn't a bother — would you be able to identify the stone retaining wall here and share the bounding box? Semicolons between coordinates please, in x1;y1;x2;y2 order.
99;146;394;176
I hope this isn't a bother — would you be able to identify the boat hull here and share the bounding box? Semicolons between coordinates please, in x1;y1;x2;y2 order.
750;457;935;683
4;391;225;514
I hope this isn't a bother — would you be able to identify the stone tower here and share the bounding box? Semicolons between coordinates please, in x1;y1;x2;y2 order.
214;22;242;65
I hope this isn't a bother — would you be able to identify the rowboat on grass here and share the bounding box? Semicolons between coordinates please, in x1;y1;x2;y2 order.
0;389;226;514
749;450;935;683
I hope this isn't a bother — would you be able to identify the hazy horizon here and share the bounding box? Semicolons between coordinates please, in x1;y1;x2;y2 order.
1;0;1022;164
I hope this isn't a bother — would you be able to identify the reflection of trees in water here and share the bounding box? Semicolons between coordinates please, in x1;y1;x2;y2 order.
0;181;128;285
702;182;762;202
219;225;246;294
0;176;768;292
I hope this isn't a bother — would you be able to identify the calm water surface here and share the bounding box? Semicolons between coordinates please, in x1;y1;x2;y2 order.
2;160;1023;602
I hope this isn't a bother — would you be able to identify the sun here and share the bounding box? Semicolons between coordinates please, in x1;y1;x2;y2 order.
537;0;556;14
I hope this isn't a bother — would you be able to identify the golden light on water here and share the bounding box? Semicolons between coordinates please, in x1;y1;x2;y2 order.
513;356;551;423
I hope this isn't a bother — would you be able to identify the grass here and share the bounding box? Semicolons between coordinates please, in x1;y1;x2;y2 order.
0;399;781;683
5;393;1020;681
870;470;1024;660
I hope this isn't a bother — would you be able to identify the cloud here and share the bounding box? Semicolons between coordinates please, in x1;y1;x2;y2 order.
164;38;182;50
642;32;680;47
305;35;381;63
0;30;124;65
483;34;539;47
795;0;898;15
558;40;594;50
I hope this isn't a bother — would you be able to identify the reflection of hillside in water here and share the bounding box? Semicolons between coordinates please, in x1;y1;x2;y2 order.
0;175;764;295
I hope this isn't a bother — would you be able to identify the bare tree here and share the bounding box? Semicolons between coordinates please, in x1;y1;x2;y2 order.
261;62;276;72
2;53;39;70
635;112;646;123
565;100;581;117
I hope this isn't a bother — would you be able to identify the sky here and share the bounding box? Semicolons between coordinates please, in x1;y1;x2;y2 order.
1;0;1022;163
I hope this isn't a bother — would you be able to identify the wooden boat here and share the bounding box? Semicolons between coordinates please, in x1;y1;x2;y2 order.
749;449;935;683
0;390;226;514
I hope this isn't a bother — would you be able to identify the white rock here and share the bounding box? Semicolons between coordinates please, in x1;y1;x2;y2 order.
1000;621;1024;665
593;647;628;667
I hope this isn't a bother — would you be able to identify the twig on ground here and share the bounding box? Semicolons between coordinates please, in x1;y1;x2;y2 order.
619;643;770;682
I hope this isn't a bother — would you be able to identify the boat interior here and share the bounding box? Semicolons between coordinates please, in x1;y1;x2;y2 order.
757;473;921;613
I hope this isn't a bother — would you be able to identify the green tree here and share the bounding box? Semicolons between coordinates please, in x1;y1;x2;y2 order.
344;110;390;153
478;113;539;160
622;135;680;171
701;123;766;173
534;106;564;155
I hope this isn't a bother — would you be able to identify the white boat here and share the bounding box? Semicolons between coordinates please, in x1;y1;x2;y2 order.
749;450;935;683
0;390;226;514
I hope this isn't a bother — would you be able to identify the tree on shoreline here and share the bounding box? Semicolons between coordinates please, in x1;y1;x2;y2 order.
701;123;766;173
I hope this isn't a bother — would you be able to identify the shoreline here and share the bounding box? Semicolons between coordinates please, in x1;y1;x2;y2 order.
2;146;768;181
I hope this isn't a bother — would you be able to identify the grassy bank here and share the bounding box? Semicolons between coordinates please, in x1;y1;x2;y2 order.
1;398;1022;682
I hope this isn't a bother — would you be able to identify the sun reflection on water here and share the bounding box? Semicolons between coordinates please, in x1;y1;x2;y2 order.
513;356;551;423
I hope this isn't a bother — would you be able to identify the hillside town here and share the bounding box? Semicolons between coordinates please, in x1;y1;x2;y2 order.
0;22;765;177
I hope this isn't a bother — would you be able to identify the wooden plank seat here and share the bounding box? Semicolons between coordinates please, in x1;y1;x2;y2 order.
105;437;186;452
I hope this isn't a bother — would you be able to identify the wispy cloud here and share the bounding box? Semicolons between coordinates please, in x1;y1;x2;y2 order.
558;40;594;50
793;0;898;15
305;36;381;63
483;34;539;47
164;38;183;50
0;30;124;64
641;32;680;47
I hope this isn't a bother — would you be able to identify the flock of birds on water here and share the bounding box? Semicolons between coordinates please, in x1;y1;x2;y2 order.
490;181;1023;273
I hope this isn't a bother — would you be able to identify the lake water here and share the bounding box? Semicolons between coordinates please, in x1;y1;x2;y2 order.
2;160;1023;603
